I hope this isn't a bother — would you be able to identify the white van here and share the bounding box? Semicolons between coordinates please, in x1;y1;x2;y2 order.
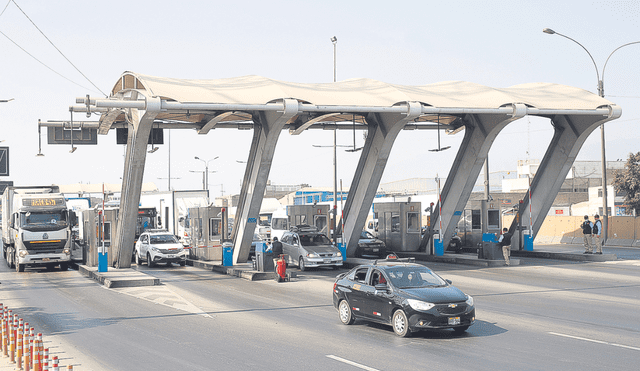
270;208;289;242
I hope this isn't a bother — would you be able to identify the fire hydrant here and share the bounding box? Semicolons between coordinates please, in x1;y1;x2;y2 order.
275;254;287;282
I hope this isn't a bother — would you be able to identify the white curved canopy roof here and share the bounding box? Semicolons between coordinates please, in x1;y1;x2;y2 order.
112;72;614;110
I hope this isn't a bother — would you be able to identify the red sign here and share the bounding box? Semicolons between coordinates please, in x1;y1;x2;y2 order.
555;210;564;215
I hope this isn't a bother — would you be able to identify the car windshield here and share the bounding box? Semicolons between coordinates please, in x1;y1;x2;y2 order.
385;266;447;288
150;234;179;244
360;231;375;239
299;234;331;246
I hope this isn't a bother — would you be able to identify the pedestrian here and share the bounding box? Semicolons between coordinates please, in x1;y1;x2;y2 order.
271;236;283;256
497;227;512;266
581;215;593;254
592;214;603;254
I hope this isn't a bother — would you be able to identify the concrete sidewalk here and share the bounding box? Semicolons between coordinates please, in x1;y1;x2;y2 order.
76;264;160;288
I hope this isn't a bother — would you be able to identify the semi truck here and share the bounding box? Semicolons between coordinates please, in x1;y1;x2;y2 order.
2;185;75;272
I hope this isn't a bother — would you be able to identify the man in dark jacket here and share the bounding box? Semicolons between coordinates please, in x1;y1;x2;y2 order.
581;215;593;254
497;227;512;266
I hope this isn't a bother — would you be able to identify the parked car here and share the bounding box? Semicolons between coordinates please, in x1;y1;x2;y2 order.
333;256;475;337
356;230;387;258
134;230;187;267
280;225;342;271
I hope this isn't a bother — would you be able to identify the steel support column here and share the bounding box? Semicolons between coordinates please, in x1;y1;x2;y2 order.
341;102;422;257
511;106;621;244
432;104;527;249
232;99;298;264
114;96;161;268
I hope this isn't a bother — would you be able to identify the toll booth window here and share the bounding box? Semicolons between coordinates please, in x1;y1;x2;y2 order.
488;210;500;229
99;222;111;241
314;215;327;234
273;218;288;230
389;213;400;232
294;215;307;226
407;212;420;233
472;209;481;230
210;218;221;237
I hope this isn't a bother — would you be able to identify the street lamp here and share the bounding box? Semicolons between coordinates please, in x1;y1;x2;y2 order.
543;28;640;244
331;35;338;241
194;156;219;194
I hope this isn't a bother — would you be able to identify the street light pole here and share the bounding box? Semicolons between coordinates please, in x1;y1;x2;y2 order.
543;28;640;245
194;156;219;196
331;36;338;242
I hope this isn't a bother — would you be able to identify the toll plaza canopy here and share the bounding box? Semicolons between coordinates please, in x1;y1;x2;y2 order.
66;71;620;268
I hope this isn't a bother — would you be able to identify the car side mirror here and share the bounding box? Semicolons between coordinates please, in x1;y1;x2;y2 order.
445;279;452;284
374;283;389;293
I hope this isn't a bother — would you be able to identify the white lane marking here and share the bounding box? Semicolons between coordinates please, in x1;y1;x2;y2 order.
326;355;380;371
549;332;640;351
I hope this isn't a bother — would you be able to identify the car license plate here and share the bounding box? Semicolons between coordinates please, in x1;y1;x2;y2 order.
42;257;50;261
323;258;331;263
448;317;461;325
168;255;176;258
373;248;379;252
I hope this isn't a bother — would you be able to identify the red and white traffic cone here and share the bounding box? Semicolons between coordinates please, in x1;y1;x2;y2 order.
51;356;58;371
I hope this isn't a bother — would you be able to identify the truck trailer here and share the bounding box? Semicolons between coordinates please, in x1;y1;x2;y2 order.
2;186;75;272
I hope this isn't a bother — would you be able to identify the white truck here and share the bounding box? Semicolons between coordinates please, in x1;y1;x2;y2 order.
2;186;75;272
139;190;209;246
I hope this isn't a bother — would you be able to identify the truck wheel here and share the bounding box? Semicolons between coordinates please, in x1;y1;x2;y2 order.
15;252;24;272
60;263;68;271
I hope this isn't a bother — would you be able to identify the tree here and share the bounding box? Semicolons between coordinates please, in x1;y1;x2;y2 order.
613;152;640;215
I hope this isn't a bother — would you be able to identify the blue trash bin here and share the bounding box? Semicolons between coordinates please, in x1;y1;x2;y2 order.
222;242;233;267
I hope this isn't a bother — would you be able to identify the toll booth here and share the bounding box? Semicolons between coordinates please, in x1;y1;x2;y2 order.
373;202;422;252
287;204;330;236
455;199;503;249
80;206;159;267
80;208;118;267
188;206;229;261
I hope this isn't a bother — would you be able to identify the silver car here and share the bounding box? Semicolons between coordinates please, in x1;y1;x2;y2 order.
280;225;342;271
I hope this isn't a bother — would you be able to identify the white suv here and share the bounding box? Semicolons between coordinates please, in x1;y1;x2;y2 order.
135;230;187;267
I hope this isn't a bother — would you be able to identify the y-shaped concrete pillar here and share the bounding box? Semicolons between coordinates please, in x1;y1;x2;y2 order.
511;106;621;244
232;99;298;263
341;102;422;257
433;104;527;248
114;96;161;268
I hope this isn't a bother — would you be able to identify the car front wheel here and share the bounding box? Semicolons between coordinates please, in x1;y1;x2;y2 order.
338;300;355;325
299;257;306;272
392;309;411;337
147;253;155;267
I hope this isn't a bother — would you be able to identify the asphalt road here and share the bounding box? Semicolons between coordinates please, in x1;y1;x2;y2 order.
1;252;639;371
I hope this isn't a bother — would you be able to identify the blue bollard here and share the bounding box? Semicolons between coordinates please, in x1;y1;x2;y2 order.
337;242;346;261
222;242;233;267
524;234;534;251
434;239;444;256
98;250;108;272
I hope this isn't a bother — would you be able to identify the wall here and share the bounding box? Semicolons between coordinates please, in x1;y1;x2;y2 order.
503;215;640;247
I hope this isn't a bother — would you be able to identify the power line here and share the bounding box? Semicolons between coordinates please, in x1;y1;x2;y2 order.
9;0;108;97
0;29;96;92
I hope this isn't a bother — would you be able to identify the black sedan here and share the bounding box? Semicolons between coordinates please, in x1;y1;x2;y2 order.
332;257;475;337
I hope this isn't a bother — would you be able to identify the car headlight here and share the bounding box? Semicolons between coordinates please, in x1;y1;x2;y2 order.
151;246;160;252
336;251;342;257
465;295;474;307
307;253;319;258
407;299;435;311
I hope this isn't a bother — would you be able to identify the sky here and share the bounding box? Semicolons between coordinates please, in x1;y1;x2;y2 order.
0;0;639;198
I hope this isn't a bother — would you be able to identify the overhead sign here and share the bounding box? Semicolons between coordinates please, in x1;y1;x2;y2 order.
0;147;8;176
116;128;164;145
47;127;97;145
